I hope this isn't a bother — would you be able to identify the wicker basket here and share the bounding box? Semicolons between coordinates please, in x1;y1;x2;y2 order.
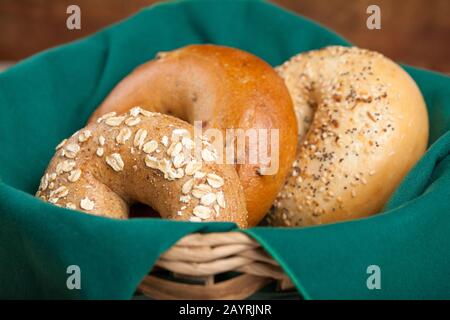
137;232;295;299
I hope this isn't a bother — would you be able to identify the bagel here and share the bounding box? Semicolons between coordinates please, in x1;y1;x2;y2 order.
88;44;298;226
267;46;429;227
36;107;248;228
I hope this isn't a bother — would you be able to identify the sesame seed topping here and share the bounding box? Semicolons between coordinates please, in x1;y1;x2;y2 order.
50;186;69;198
167;142;182;157
98;135;106;146
55;139;67;150
144;155;159;170
39;173;49;191
206;173;224;189
180;195;191;203
181;137;194;149
192;184;212;199
125;116;141;126
185;160;202;176
78;130;92;142
68;169;81;182
64;143;80;159
80;197;95;211
216;192;226;209
134;129;147;149
193;205;211;219
161;136;169;147
105;116;126;126
200;193;217;206
213;204;220;217
143;140;158;154
129;107;141;117
194;171;206;179
172;153;184;168
171;129;190;142
182;178;195;194
116;127;132;144
96;147;104;157
97;112;117;123
61;160;76;173
106;153;124;172
66;203;76;210
139;109;155;117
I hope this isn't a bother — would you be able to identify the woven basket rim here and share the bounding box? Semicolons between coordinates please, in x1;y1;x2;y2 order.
139;231;295;299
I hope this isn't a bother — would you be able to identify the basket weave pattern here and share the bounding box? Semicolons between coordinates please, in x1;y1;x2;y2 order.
138;232;294;299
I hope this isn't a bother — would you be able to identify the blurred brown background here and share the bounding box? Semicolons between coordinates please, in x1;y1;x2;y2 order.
0;0;449;73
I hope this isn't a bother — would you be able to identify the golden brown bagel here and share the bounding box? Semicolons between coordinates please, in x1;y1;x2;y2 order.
268;46;429;226
88;44;297;226
36;108;248;228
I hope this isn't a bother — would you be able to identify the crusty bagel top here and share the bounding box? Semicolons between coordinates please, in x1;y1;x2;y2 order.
268;46;429;226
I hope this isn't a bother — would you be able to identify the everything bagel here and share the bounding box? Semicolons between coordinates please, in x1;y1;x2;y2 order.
36;108;248;227
268;46;429;226
88;45;298;226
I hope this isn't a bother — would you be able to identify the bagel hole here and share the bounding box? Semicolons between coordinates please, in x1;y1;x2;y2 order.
129;202;160;219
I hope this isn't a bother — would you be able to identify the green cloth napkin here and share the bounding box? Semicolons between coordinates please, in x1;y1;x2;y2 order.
0;0;449;299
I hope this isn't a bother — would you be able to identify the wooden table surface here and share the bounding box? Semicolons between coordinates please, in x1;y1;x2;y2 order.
0;0;449;73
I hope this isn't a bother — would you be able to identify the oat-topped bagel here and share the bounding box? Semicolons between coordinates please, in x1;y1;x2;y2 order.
268;46;429;226
88;44;297;227
36;107;248;228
